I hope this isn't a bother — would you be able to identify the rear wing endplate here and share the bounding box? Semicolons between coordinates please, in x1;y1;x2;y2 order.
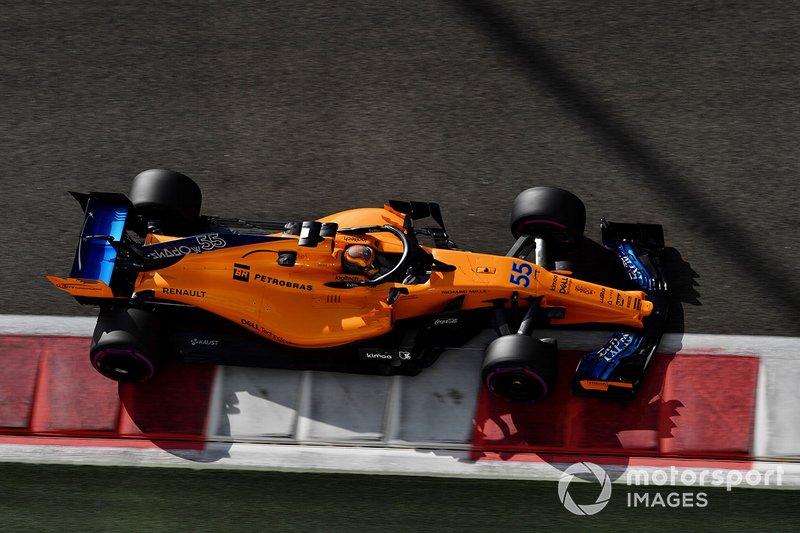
68;192;131;285
47;192;131;301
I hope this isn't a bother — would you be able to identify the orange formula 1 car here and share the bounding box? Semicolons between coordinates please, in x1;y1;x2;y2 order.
49;169;668;402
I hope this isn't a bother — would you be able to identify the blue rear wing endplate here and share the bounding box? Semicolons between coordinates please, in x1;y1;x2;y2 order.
69;193;131;285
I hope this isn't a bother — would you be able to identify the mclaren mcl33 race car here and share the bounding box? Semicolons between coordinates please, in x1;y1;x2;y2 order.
49;169;668;402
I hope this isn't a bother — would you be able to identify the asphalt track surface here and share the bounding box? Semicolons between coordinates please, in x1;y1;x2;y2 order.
1;0;798;335
1;2;799;530
2;463;799;532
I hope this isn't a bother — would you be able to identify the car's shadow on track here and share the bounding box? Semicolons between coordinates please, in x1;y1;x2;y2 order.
464;354;686;481
118;362;235;463
573;237;701;337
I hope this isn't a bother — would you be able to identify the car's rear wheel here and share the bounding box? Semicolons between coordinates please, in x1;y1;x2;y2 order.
90;307;162;383
129;169;202;236
510;187;586;244
481;334;558;403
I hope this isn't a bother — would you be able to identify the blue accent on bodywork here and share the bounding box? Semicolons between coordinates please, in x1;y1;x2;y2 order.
576;332;645;381
616;242;655;291
574;226;668;391
143;233;291;261
575;243;653;381
70;196;129;284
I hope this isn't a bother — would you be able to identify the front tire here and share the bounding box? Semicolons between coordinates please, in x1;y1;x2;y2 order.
510;187;586;244
481;334;558;403
90;307;162;383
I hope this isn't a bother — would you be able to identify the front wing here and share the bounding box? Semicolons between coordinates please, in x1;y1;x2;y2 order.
572;220;669;398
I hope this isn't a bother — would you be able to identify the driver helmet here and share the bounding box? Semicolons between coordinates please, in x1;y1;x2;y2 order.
342;244;380;277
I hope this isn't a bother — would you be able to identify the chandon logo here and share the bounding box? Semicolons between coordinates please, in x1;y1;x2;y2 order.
558;462;613;516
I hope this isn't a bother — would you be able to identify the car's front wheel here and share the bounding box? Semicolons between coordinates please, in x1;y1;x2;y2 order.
510;186;586;244
481;334;558;403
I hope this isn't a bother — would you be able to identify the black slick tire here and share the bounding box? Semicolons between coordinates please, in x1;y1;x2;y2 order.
90;307;162;383
481;334;558;403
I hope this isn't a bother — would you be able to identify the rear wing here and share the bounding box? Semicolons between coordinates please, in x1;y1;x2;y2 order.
48;192;131;300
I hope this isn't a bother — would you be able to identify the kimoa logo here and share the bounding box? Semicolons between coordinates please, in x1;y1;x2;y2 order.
558;462;613;516
364;352;392;360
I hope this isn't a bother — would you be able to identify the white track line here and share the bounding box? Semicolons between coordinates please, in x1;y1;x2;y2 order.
0;314;96;336
1;314;797;356
0;441;798;488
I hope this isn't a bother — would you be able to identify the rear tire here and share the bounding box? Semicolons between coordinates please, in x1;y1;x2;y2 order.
481;334;558;403
90;307;162;383
129;169;202;235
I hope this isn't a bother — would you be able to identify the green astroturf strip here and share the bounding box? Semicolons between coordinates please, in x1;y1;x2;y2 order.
1;463;799;532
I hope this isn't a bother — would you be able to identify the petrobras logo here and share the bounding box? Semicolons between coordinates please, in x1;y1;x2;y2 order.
232;263;250;282
558;462;612;516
